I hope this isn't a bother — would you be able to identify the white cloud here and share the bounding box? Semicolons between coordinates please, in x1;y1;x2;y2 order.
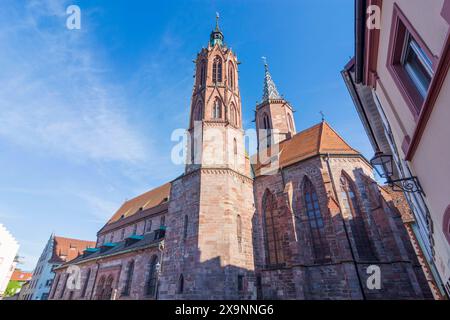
0;0;149;163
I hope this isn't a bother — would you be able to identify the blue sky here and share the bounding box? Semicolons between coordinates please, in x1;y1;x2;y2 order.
0;0;371;271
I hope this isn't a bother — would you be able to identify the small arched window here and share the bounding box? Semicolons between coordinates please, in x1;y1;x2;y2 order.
81;268;91;298
213;99;222;119
178;274;184;294
303;177;330;263
146;255;158;297
122;260;134;296
228;62;235;89
340;174;376;261
183;215;189;240
213;56;222;83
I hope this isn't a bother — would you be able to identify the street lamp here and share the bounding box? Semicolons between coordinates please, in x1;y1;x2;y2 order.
370;150;424;195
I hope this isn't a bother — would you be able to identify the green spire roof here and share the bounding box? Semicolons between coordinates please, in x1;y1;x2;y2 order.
210;12;224;47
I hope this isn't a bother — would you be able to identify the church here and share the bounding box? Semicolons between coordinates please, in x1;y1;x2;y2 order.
49;19;432;300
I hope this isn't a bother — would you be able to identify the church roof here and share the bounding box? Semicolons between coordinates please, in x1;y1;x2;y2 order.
262;59;282;102
49;236;96;264
253;121;360;175
106;182;171;225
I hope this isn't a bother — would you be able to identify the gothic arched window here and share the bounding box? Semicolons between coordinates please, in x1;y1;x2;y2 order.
213;99;222;119
213;56;222;83
340;174;376;261
146;255;158;297
303;177;330;263
200;60;206;87
122;260;134;296
95;276;105;300
262;113;271;129
103;275;114;300
228;62;235;89
262;190;284;266
81;268;91;298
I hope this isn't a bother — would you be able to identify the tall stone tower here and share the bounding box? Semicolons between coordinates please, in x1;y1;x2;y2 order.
159;16;256;300
255;60;296;149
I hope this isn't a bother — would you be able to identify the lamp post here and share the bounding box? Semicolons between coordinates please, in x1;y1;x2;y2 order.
370;150;424;195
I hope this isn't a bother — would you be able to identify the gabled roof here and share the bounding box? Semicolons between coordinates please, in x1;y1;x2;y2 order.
49;236;96;264
106;182;171;225
254;121;360;175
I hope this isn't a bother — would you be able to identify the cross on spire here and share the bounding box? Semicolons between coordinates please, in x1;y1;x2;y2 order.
320;111;325;122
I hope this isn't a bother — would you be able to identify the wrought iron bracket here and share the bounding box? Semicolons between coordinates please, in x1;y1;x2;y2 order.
387;176;425;196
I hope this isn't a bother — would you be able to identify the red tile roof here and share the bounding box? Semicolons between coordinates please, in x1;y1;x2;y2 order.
50;236;96;263
254;121;360;175
10;270;32;282
106;182;171;225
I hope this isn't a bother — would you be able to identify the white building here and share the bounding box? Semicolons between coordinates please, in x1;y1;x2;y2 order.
26;234;95;300
0;224;20;298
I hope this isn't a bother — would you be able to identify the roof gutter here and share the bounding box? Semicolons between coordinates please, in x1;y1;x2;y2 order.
355;0;367;84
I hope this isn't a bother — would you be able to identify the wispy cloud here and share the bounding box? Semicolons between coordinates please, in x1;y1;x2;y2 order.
0;0;149;164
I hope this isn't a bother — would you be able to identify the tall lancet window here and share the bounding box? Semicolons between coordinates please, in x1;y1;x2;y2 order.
122;260;134;296
340;174;376;261
200;60;206;87
213;56;222;83
228;62;235;89
213;99;221;119
233;138;238;169
303;177;330;263
262;190;284;267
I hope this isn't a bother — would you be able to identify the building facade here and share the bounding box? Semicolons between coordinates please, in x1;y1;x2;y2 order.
342;0;450;298
50;19;433;300
25;235;95;300
3;269;32;299
0;224;19;298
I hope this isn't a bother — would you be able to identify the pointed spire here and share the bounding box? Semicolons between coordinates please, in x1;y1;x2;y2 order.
262;57;282;102
215;12;220;31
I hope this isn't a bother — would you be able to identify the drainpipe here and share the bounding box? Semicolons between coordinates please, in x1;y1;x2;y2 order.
355;0;367;84
324;154;367;300
155;241;165;300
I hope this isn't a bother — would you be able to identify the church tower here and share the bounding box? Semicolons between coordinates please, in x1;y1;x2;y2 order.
159;16;256;300
186;15;248;176
255;60;296;149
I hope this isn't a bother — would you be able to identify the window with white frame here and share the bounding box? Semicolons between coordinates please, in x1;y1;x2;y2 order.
401;33;433;99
